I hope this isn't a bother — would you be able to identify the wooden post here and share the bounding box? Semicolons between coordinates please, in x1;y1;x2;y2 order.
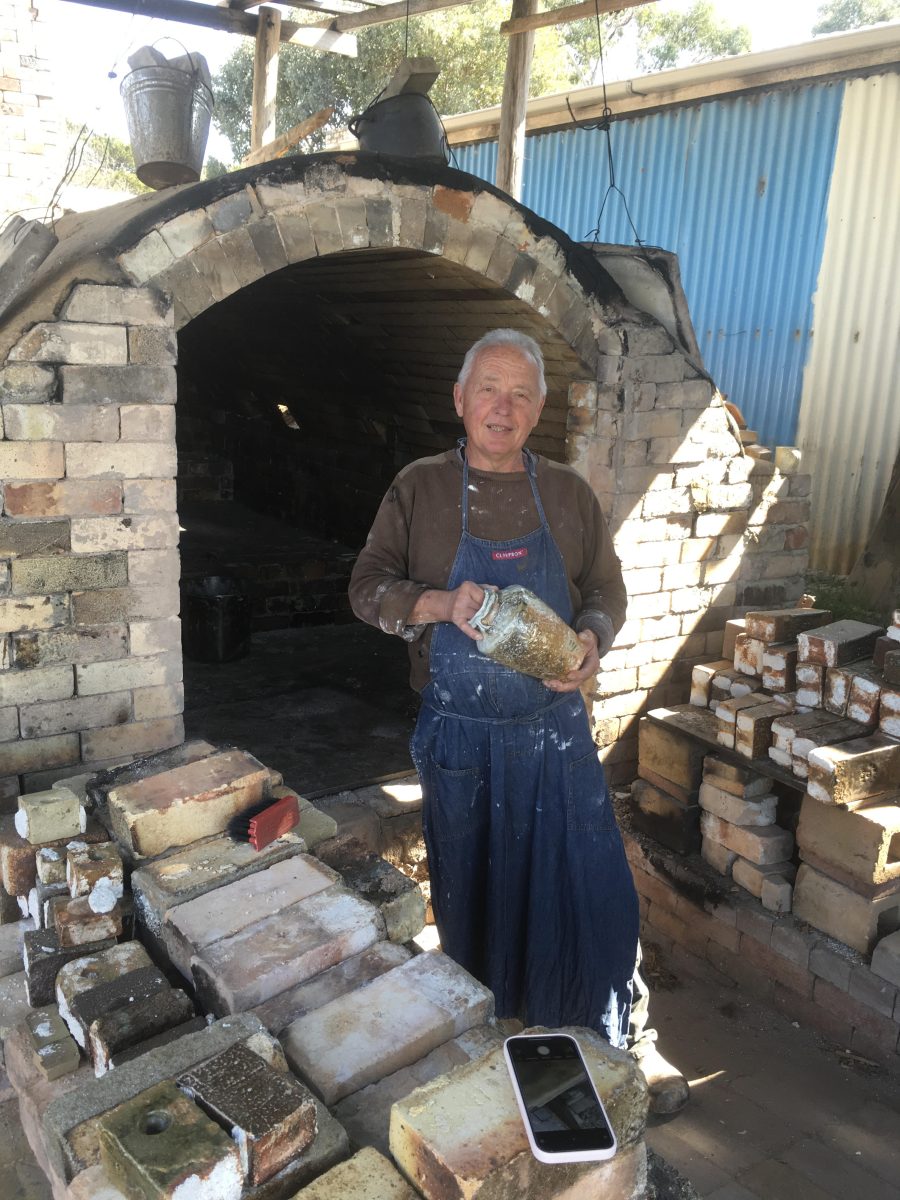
251;5;281;153
496;0;537;200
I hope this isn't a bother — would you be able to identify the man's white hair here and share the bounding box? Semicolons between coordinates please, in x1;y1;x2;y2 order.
457;329;547;398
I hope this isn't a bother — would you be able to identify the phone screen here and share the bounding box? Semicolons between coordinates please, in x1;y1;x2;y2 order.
505;1035;616;1157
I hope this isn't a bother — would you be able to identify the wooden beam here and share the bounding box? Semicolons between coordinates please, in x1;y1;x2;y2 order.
241;106;334;166
310;0;475;34
496;0;536;200
59;0;357;55
251;5;281;152
501;0;656;36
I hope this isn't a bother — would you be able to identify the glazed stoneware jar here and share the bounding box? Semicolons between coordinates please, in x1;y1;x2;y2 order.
469;585;583;680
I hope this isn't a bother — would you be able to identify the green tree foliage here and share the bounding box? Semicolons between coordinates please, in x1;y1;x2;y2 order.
812;0;900;34
634;1;750;72
212;0;752;163
64;122;149;194
213;0;573;162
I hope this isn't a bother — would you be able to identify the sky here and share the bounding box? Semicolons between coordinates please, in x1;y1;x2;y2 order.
43;0;832;166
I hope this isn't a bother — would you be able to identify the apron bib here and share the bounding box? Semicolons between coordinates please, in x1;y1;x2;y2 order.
411;442;639;1046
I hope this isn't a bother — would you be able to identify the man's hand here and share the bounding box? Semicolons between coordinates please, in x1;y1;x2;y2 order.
545;629;600;693
408;581;493;641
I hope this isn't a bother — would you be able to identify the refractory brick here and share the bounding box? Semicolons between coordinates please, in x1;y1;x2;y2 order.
807;734;900;807
793;863;900;955
796;794;900;887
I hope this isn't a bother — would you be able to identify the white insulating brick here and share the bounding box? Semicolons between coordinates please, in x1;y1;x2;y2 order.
163;855;340;978
761;877;793;913
732;858;796;900
119;405;176;442
75;651;181;697
192;886;386;1015
70;515;179;553
701;836;737;876
123;479;177;513
119;231;176;282
15;786;84;844
65;442;176;480
282;952;494;1105
700;811;794;865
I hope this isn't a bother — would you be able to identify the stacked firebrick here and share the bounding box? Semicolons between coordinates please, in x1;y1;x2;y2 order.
1;741;649;1200
631;604;900;991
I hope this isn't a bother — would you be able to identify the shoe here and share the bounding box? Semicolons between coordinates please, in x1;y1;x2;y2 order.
633;1044;690;1115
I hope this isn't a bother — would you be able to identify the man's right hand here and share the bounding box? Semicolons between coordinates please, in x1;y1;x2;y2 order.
408;581;492;640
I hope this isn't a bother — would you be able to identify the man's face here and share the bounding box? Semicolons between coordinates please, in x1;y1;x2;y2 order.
453;345;545;473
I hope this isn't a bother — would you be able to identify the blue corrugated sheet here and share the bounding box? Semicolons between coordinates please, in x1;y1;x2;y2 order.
454;83;845;447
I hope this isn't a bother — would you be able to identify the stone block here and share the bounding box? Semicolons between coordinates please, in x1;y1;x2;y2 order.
252;941;411;1037
68;963;169;1053
55;896;124;948
734;701;784;759
638;712;707;791
870;929;900;988
90;986;196;1076
4;402;119;441
43;1012;286;1182
97;1081;243;1200
292;1148;416;1199
178;1043;317;1184
192;885;386;1015
798;619;884;667
0;814;108;896
10;550;127;595
15;785;83;843
699;811;794;865
793;863;900;955
130;831;304;937
807;734;900;807
690;659;731;706
333;852;426;943
59;364;176;406
762;642;798;692
630;778;700;855
796;794;900;888
732;858;796;899
9;322;127;366
37;844;66;884
745;608;832;643
0;517;70;557
162;853;339;979
715;695;767;748
109;1016;209;1069
0;362;56;404
25;1004;81;1080
791;717;867;778
62;284;169;327
796;660;825;707
701;835;737;875
56;942;154;1041
106;748;270;857
283;951;494;1106
24;928;116;1006
760;876;793;913
389;1030;646;1200
698;781;777;826
67;841;123;898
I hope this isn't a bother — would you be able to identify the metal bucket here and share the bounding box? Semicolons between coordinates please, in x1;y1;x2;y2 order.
349;93;448;163
121;65;214;189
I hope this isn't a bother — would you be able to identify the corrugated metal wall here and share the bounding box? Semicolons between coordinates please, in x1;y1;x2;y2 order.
455;83;845;449
796;73;900;576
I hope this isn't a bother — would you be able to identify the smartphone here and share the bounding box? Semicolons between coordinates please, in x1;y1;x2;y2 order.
503;1034;617;1164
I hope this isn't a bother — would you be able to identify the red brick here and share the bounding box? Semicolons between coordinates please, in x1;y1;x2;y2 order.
705;940;775;1004
739;932;813;998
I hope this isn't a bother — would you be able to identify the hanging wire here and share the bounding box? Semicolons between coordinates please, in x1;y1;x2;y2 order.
573;0;644;247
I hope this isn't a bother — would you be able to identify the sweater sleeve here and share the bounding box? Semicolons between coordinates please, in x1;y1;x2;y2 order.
348;477;430;642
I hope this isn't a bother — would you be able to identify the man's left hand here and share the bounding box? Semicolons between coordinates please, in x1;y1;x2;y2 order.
544;629;599;693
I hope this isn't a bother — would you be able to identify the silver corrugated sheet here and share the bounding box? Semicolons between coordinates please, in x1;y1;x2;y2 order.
796;72;900;575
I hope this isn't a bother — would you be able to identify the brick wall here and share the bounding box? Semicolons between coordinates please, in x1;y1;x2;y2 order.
0;156;808;795
0;0;61;224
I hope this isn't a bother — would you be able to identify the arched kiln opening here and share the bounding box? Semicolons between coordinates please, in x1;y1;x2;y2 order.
174;244;588;791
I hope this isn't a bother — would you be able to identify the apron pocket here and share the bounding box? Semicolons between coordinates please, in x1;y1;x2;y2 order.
430;761;490;842
566;749;616;832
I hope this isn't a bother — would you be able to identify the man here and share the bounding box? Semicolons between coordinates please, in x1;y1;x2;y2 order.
350;329;688;1107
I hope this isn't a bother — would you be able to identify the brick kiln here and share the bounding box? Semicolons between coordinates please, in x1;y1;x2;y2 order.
0;152;811;796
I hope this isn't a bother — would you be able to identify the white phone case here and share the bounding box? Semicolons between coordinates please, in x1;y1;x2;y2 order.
503;1034;618;1164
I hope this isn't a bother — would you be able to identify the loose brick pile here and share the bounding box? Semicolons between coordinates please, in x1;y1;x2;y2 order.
627;602;900;1063
0;740;649;1199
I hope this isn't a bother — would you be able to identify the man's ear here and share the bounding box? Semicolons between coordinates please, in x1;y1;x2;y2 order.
453;382;464;418
532;394;546;427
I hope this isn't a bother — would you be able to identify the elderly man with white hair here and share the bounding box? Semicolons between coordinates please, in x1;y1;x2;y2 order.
350;328;688;1113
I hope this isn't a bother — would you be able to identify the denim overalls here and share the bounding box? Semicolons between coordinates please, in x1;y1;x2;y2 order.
411;443;639;1047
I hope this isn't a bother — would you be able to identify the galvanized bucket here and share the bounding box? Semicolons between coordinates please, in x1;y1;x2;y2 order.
121;64;214;189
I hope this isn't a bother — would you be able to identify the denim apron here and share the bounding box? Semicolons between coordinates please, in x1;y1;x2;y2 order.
410;442;639;1047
